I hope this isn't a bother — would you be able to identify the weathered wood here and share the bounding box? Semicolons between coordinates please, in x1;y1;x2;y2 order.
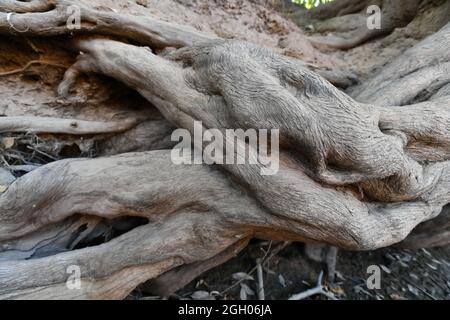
0;116;138;134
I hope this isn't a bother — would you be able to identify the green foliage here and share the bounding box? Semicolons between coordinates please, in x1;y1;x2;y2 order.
291;0;334;10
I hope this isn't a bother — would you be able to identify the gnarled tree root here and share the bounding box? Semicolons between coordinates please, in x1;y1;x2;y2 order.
54;36;450;204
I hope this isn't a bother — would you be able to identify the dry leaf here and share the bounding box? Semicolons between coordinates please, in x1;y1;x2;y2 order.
0;185;7;193
2;137;14;149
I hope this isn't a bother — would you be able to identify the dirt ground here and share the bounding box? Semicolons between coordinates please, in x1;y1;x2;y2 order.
130;1;450;301
163;242;450;300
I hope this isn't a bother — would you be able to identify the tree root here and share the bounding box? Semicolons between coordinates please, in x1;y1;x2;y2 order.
398;205;450;249
0;116;138;134
306;0;420;50
0;149;449;298
1;150;449;248
0;0;215;48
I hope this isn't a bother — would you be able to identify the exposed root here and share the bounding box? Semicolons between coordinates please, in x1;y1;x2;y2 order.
0;0;215;48
0;0;53;13
0;60;68;77
0;116;139;135
305;0;420;50
54;37;450;203
96;120;175;156
0;150;448;248
143;238;250;297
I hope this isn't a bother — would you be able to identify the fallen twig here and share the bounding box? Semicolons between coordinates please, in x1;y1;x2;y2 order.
289;271;338;300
